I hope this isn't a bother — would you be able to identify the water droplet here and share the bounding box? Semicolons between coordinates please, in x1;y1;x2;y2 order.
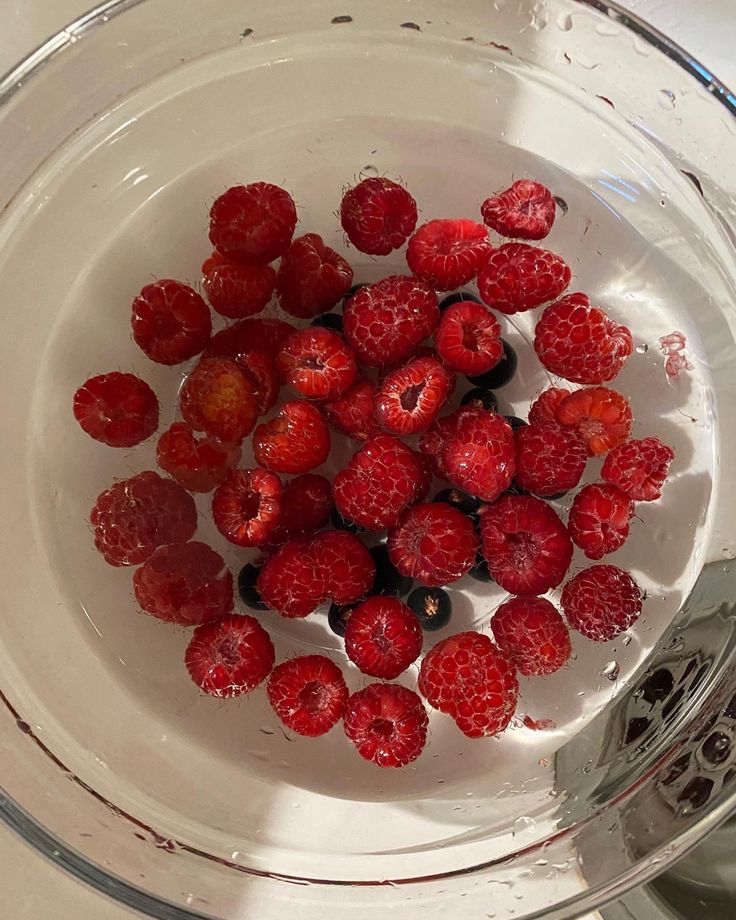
635;344;649;354
595;22;619;37
556;12;573;30
535;858;549;866
623;634;633;646
659;89;677;109
660;193;668;207
512;815;536;834
452;804;464;812
529;6;548;31
359;164;379;179
582;760;593;774
633;35;651;56
576;53;600;70
603;661;620;681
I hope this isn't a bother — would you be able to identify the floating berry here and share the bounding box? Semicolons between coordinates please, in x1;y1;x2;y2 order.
340;177;418;255
209;182;297;265
276;232;353;318
407;586;452;631
132;279;211;365
73;372;159;448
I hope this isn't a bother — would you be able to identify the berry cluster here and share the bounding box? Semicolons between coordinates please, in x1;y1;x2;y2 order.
73;174;674;768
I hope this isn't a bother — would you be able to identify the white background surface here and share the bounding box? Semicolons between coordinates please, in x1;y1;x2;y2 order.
1;1;734;917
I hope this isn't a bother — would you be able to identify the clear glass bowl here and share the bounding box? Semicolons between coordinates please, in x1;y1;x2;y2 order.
2;2;736;918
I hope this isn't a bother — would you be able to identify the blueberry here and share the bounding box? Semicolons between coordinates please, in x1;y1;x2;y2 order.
408;587;452;631
439;291;482;312
468;553;493;583
433;488;481;516
370;545;413;597
311;312;343;332
238;563;267;610
460;387;498;413
467;339;518;388
331;508;363;533
504;415;528;432
328;601;360;637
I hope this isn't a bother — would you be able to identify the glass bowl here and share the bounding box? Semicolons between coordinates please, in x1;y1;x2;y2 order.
2;1;736;918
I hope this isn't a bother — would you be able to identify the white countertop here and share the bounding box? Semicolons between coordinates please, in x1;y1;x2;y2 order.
1;1;734;918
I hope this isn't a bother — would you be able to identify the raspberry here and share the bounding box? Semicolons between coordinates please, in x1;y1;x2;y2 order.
387;502;479;587
434;300;504;376
276;233;353;318
156;422;240;492
267;655;348;736
277;327;357;401
491;596;571;676
180;356;258;444
257;531;374;618
528;386;571;426
344;596;423;679
412;451;434;503
374;355;453;435
568;482;634;560
481;179;556;241
555;386;633;456
406;218;492;291
561;564;643;641
133;541;233;626
264;473;333;546
333;434;426;529
209;182;297;265
185;613;275;698
478;243;571;314
534;293;633;384
211;467;282;547
322;375;379;441
418;632;518;738
131;279;211;365
90;471;197;567
343;275;439;368
514;423;587;497
343;683;428;767
201;251;275;318
233;350;280;416
208;316;295;360
340;177;418;255
440;406;516;501
253;400;330;473
601;437;674;501
73;372;159;448
418;413;458;479
479;494;573;595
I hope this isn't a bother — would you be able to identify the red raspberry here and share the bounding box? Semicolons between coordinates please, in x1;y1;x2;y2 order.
568;482;634;560
528;386;571;426
267;655;348;736
90;471;197;567
133;541;233;626
406;218;492;291
322;375;379;441
418;413;458;479
434;300;503;376
412;452;434;503
481;179;556;241
131;279;211;365
441;406;516;501
211;467;282;547
561;564;643;641
253;400;330;473
478;243;571;314
209;182;297;265
340;177;418;255
534;293;633;384
185;613;274;698
201;251;275;319
156;422;240;492
257;531;374;617
264;473;333;546
277;327;357;401
233;350;280;416
343;683;428;767
180;356;258;444
276;233;353;319
333;434;426;529
387;502;479;586
344;597;423;679
208;316;295;360
491;596;571;676
418;632;518;738
555;386;633;457
374;355;453;435
343;275;439;368
479;494;573;595
73;372;159;448
514;423;587;497
601;437;674;501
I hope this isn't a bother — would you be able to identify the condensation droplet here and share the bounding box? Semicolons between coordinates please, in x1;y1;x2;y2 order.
529;6;548;31
633;35;651;56
604;660;620;681
635;344;649;354
512;815;536;834
623;634;633;646
659;89;677;109
535;858;549;866
556;12;573;30
582;760;593;774
359;164;379;179
595;22;619;37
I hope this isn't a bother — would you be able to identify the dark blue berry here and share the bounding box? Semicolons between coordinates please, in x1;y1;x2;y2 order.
311;312;343;332
237;563;267;610
328;601;360;637
504;415;528;432
467;339;518;388
408;587;452;631
370;545;413;598
439;291;482;312
468;553;493;583
460;387;498;413
433;488;481;516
